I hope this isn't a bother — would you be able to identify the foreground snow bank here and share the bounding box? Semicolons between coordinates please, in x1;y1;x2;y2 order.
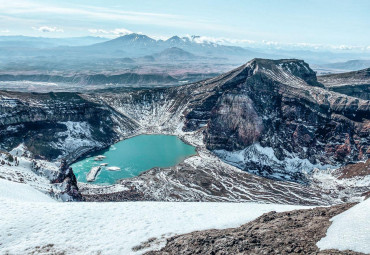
317;198;370;254
0;179;310;255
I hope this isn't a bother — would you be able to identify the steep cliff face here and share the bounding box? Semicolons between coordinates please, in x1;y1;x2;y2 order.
82;87;189;135
176;59;369;181
0;91;118;161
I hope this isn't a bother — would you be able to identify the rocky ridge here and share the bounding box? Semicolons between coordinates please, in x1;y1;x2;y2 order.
319;67;370;100
0;72;177;86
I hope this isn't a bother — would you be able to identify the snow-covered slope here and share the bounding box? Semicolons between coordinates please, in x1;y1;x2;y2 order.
0;178;310;255
0;145;80;201
317;198;370;254
0;178;55;203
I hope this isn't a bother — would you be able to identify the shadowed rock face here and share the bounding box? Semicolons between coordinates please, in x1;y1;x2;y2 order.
206;94;263;150
145;203;364;255
178;59;369;181
0;91;118;161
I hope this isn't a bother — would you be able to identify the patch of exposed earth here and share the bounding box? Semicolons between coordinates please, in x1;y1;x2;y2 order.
144;203;365;255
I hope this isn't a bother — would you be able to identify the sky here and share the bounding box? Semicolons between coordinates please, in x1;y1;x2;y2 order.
0;0;369;51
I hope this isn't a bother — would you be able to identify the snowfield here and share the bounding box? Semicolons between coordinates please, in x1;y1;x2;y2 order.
317;198;370;254
0;178;311;255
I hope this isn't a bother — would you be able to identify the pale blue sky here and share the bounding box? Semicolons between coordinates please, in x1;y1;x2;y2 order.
0;0;369;50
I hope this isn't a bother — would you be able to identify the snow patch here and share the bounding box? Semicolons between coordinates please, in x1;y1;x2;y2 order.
51;121;102;159
317;199;370;254
214;143;334;181
309;169;370;203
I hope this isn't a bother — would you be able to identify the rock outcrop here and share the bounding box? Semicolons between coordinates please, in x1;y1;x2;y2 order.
52;159;82;201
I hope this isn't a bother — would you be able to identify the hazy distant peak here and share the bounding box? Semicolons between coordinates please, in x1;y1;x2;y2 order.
115;33;155;42
166;36;182;42
152;47;196;60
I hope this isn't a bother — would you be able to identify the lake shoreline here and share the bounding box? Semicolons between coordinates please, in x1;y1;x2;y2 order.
72;134;197;185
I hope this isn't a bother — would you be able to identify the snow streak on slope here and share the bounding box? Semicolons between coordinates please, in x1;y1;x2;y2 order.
0;178;311;255
50;121;103;160
317;198;370;254
214;143;335;182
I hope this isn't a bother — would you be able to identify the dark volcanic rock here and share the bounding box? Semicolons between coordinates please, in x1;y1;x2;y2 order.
146;203;364;255
210;60;367;158
177;58;369;181
53;159;83;201
0;91;118;161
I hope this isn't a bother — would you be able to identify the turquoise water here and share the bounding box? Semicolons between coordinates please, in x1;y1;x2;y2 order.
71;135;196;185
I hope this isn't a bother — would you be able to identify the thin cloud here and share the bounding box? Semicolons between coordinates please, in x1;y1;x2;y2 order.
32;26;64;33
182;35;256;45
260;41;370;52
0;0;240;34
1;29;10;33
89;28;133;37
1;1;181;23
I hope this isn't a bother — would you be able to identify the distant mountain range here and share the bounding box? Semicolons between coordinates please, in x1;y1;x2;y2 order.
82;33;260;59
1;34;370;76
0;33;260;75
0;33;257;57
321;60;370;71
